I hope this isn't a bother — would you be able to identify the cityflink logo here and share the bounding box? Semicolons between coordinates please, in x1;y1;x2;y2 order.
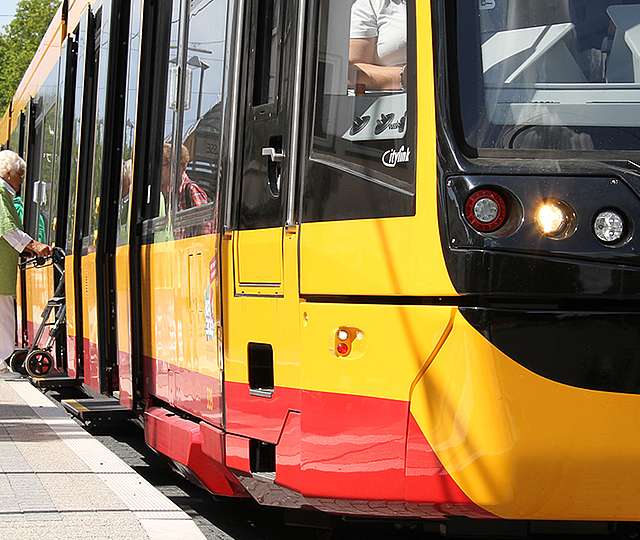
382;146;411;168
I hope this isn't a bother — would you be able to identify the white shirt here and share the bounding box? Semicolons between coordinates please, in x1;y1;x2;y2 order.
350;0;407;66
1;179;32;254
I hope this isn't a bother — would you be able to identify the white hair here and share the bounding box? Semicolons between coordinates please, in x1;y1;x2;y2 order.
0;150;26;181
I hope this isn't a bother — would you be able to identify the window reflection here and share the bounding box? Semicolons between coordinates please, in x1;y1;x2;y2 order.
146;0;180;242
85;8;106;250
173;0;229;239
117;0;141;247
34;61;61;245
312;0;414;193
459;0;640;152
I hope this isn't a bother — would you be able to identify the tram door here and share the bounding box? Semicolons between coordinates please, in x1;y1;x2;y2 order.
225;0;303;436
65;11;95;381
23;33;76;359
233;0;295;292
80;1;130;395
113;0;143;410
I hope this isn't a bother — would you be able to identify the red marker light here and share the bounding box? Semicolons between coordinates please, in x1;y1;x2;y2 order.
464;189;508;233
336;343;350;356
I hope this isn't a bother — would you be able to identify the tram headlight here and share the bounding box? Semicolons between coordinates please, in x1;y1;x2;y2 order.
535;200;575;239
594;210;625;244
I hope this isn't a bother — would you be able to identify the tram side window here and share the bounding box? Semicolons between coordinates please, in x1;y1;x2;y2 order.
172;0;229;239
29;58;62;246
84;8;107;251
49;56;67;247
140;0;180;243
303;0;416;223
118;0;142;247
40;84;58;245
24;102;44;240
66;20;88;256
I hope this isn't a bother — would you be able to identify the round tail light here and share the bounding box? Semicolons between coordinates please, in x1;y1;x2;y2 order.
464;189;508;233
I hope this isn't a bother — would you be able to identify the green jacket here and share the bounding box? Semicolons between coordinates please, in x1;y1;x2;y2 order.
14;197;46;243
0;185;24;296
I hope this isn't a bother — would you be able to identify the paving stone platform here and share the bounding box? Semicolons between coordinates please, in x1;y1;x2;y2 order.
0;373;206;540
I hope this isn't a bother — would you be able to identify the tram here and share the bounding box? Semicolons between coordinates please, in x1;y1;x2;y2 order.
6;0;640;532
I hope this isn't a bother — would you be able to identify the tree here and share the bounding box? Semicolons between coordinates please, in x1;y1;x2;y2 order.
0;0;60;112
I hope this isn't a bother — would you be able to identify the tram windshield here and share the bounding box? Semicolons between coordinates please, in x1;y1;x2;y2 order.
455;0;640;153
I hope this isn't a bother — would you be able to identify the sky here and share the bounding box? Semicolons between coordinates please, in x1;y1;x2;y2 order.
0;0;18;28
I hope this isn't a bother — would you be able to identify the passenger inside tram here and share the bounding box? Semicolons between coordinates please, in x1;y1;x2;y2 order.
348;0;407;92
160;143;208;215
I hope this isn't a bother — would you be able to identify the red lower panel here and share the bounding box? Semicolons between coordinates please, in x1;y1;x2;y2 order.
226;381;491;517
26;320;36;344
118;350;133;409
226;382;408;500
144;356;222;426
225;433;251;474
225;381;301;444
200;421;225;463
83;338;100;393
150;372;489;516
297;388;408;500
66;336;78;379
144;406;247;498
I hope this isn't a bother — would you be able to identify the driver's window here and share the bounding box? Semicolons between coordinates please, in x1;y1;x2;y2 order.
311;0;414;193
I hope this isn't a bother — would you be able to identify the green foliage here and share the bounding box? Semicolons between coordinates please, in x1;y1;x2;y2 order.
0;0;60;112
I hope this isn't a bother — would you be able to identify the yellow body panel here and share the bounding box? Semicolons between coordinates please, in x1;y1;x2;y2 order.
223;228;300;388
234;228;283;289
64;256;77;341
0;110;9;146
25;265;54;334
413;312;640;521
140;236;220;379
115;245;131;357
299;1;455;298
299;303;453;400
81;252;98;348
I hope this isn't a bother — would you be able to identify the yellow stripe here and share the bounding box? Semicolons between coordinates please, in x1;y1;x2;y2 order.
63;399;89;413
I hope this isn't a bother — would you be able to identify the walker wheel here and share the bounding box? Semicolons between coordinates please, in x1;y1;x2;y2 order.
25;350;54;377
8;350;27;375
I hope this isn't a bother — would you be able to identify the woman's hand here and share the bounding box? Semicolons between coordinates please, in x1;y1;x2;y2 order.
25;241;52;258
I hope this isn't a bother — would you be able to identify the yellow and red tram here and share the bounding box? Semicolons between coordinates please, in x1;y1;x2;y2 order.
7;0;640;532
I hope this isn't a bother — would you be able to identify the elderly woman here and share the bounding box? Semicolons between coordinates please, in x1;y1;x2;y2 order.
0;150;50;364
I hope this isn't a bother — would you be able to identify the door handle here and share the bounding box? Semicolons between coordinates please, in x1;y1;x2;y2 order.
262;147;286;163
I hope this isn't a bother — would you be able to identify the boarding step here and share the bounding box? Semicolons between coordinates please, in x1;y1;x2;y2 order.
62;397;131;422
30;375;81;390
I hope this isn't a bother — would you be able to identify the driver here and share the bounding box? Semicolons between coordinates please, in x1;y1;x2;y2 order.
349;0;408;91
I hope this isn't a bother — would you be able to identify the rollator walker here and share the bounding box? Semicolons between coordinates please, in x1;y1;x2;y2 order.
9;247;66;378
